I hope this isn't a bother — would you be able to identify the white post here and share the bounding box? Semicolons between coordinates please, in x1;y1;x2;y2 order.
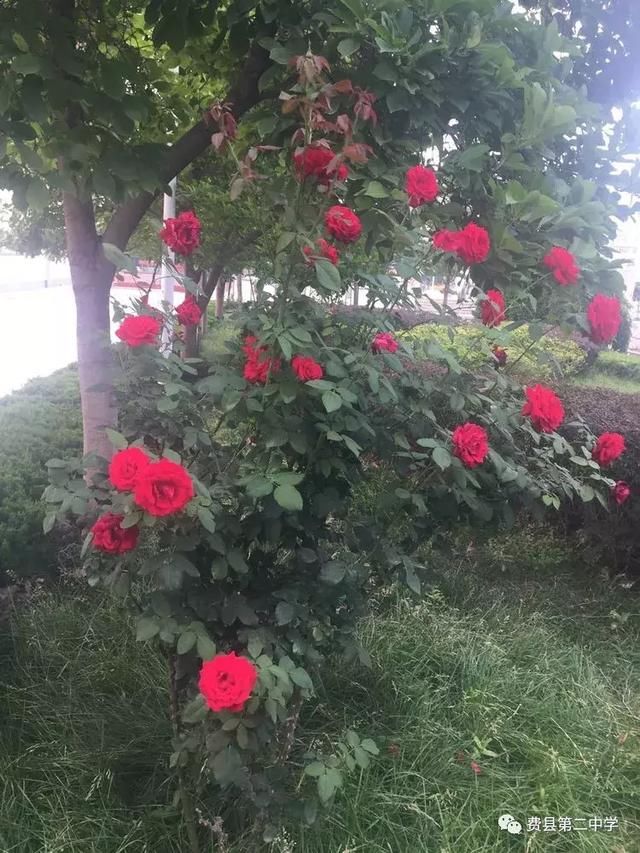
161;177;177;352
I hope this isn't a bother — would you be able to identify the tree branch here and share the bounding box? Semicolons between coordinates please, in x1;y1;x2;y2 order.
103;40;273;250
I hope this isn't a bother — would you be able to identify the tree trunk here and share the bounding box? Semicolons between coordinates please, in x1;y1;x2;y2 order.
215;278;225;319
64;193;117;460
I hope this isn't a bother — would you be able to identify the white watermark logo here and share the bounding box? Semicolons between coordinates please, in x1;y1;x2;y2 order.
498;814;523;835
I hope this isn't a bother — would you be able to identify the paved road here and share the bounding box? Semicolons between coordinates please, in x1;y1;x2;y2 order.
0;284;164;397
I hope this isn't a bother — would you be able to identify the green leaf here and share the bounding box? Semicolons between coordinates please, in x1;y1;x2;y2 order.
320;561;346;584
105;428;128;450
322;391;342;413
290;667;313;690
182;693;209;724
12;53;43;74
337;38;360;57
304;761;325;778
432;446;452;470
227;549;249;574
360;738;379;755
245;477;274;498
177;630;196;654
136;616;159;642
276;231;295;254
197;635;217;660
354;746;371;768
318;768;342;803
26;178;49;211
42;513;56;534
314;259;341;292
275;601;295;625
274;484;303;511
197;506;217;534
102;243;138;274
364;180;388;198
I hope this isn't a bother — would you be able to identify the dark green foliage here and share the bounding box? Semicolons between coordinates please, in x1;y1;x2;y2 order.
612;303;632;353
0;368;82;581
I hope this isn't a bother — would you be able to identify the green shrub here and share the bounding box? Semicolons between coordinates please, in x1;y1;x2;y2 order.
0;367;82;581
404;322;588;380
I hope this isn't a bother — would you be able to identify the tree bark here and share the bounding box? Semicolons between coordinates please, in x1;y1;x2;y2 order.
57;38;271;457
215;278;225;319
63;193;116;460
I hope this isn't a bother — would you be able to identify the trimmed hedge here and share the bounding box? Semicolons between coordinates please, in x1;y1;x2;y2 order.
594;350;640;382
0;367;82;581
560;383;640;574
404;322;590;380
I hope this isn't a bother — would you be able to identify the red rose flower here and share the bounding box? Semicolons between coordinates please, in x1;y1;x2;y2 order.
587;294;622;344
116;315;161;347
405;165;439;207
293;145;346;185
133;458;194;517
543;247;580;286
243;336;281;384
109;447;150;491
480;289;505;327
199;652;258;713
612;481;631;506
303;238;340;266
451;422;489;468
242;335;259;356
592;432;625;466
372;332;399;353
291;354;324;381
91;512;139;554
433;229;461;253
159;210;201;256
175;297;202;327
522;384;565;433
324;205;362;244
455;223;491;264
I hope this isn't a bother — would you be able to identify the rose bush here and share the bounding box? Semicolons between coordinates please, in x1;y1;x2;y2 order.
43;42;627;852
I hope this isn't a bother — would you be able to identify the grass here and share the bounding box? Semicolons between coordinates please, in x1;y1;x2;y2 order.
1;527;639;852
569;370;640;395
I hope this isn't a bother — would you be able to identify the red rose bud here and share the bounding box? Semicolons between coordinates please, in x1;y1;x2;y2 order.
372;332;398;353
91;512;139;554
159;210;201;256
522;384;564;433
480;289;505;327
199;652;258;713
405;164;439;207
452;422;489;468
587;294;622;344
116;315;162;347
543;246;580;286
612;481;631;505
324;205;362;244
492;345;507;366
291;354;324;381
592;432;625;467
133;458;194;517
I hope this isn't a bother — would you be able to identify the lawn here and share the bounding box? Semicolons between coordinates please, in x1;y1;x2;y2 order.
1;526;638;853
